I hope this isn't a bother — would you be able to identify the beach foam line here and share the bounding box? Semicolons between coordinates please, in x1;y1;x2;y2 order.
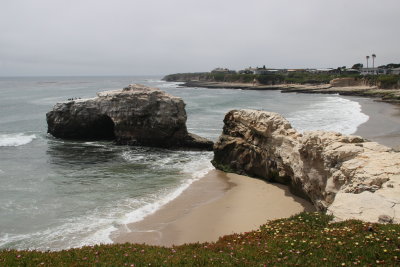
287;96;369;135
0;215;118;251
158;82;184;88
0;133;36;147
120;160;214;227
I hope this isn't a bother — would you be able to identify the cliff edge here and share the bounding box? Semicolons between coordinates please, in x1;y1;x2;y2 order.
46;84;213;150
212;109;400;223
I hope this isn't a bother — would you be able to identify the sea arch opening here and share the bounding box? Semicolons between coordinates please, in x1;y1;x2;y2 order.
88;114;116;140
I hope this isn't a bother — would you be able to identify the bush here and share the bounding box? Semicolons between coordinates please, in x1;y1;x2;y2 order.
378;75;400;89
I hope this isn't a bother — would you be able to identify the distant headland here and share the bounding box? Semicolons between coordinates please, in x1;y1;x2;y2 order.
163;62;400;104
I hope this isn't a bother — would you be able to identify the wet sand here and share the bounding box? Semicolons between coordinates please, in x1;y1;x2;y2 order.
113;170;314;246
346;96;400;149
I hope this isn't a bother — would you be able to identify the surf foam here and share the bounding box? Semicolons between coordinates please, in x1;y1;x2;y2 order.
1;150;216;250
0;133;36;147
119;151;213;226
287;96;369;135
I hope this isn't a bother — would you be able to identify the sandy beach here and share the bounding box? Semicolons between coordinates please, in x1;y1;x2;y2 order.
349;96;400;149
112;95;400;247
113;170;314;246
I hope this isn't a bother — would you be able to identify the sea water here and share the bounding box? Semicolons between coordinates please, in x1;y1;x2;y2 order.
0;76;368;250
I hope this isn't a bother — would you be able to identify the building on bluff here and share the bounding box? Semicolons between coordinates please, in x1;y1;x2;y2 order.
46;84;213;150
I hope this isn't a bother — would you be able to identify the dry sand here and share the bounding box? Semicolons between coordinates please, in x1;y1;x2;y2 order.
113;170;314;246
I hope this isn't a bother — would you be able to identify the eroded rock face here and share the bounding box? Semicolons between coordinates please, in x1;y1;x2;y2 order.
47;84;213;150
330;78;366;87
212;109;400;223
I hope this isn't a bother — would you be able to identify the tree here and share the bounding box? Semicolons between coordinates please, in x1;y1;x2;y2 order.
351;63;363;70
366;56;370;73
372;54;376;74
386;63;400;69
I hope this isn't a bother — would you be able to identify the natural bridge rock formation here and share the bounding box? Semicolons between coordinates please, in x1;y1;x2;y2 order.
46;84;213;150
212;109;400;223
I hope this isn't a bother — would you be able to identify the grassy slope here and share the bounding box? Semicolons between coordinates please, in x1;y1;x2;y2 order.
1;212;399;266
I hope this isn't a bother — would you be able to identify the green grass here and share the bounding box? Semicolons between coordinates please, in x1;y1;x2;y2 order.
1;212;399;266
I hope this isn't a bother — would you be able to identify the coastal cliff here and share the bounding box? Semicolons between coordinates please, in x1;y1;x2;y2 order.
212;109;400;223
46;84;213;150
164;72;400;103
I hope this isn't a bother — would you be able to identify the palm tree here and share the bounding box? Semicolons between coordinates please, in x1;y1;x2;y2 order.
372;54;376;74
366;56;370;74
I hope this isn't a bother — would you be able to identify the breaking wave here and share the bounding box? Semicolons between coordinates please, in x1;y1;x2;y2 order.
0;133;36;147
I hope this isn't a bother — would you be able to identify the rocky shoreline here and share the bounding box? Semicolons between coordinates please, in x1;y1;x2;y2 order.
180;80;400;104
212;109;400;223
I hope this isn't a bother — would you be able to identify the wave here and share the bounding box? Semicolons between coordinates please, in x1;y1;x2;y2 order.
119;151;213;225
0;215;118;251
120;152;213;225
0;151;213;251
286;96;369;135
0;133;36;147
157;82;184;88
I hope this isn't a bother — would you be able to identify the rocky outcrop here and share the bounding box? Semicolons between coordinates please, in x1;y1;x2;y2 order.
212;109;400;223
330;78;366;87
47;84;213;150
330;77;400;90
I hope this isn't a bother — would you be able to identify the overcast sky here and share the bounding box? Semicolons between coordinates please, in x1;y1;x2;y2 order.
0;0;399;76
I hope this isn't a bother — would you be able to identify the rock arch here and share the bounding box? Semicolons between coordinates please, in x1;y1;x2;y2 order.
87;114;115;140
46;84;213;150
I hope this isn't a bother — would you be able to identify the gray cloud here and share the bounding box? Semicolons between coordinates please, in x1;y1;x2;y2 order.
1;0;399;76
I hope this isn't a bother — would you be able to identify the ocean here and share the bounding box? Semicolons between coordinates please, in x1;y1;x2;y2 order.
0;76;369;250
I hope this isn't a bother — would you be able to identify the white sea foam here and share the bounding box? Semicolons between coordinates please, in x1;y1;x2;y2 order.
0;133;36;147
119;174;211;227
0;151;215;251
119;150;213;227
0;216;117;251
157;82;184;88
286;96;369;135
83;141;108;147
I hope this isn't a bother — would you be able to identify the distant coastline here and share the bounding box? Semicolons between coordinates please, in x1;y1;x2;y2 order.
163;72;400;104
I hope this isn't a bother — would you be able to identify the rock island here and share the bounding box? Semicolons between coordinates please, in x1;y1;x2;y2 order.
46;84;213;150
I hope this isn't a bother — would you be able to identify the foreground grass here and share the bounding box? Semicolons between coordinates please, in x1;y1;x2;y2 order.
1;213;399;266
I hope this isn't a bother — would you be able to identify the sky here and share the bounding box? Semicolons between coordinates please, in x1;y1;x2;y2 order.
0;0;399;76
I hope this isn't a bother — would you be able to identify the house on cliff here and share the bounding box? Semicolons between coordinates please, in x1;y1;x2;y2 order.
390;67;400;75
239;67;282;75
360;67;389;75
